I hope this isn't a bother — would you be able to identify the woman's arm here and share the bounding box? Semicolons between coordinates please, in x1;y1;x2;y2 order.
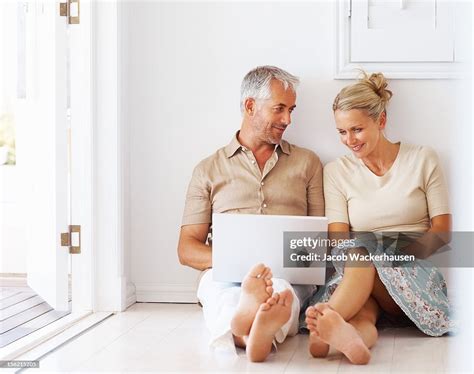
401;214;452;259
328;222;350;240
329;215;452;260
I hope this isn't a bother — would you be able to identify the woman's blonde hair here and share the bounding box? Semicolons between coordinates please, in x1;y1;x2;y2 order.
332;71;393;120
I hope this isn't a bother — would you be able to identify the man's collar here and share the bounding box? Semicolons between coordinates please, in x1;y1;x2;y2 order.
279;139;291;155
225;131;291;158
224;132;242;158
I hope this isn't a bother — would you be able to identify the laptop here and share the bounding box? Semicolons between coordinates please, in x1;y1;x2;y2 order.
212;213;329;285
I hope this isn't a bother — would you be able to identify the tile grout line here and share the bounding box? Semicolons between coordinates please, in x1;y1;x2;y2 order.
389;329;396;373
334;352;343;374
282;338;300;373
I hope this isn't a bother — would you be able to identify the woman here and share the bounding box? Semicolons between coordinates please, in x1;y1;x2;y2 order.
304;72;453;365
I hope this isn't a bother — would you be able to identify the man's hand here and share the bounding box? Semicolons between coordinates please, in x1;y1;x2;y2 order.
177;223;212;271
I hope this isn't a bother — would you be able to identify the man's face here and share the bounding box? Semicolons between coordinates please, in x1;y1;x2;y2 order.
251;80;297;145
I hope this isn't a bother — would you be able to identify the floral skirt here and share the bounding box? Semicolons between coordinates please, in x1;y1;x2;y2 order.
299;232;455;336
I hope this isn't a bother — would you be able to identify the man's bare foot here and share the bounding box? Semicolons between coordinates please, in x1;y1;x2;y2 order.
305;305;330;358
246;290;293;362
230;263;273;337
314;303;371;365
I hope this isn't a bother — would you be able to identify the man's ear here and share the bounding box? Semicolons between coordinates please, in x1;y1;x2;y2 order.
379;111;387;130
244;98;256;116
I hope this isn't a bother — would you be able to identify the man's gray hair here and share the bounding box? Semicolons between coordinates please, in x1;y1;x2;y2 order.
240;66;300;113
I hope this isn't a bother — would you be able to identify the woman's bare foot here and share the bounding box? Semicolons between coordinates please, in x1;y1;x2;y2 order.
305;305;330;358
314;303;371;365
230;263;273;337
246;290;293;362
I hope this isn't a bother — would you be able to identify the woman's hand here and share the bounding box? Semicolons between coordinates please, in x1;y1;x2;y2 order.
401;214;452;259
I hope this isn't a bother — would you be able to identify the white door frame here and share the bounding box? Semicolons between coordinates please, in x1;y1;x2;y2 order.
69;0;93;313
67;0;135;313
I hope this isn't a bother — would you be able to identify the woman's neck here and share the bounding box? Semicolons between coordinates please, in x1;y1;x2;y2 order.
361;137;400;176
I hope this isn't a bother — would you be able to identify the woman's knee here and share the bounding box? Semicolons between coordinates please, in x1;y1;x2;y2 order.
342;262;376;282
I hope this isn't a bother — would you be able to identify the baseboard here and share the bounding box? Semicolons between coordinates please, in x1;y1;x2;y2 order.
125;280;137;308
134;283;198;303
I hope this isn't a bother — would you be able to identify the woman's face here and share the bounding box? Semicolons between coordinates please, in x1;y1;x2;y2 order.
334;109;385;159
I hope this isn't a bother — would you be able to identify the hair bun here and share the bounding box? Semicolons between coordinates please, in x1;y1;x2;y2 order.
333;70;392;120
366;72;393;103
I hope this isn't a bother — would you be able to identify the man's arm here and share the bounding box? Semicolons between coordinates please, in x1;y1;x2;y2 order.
177;223;212;271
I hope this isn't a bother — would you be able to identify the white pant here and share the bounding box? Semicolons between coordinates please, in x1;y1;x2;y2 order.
196;269;316;353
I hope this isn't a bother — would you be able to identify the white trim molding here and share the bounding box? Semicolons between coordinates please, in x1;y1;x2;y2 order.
135;283;198;303
334;0;467;80
125;281;137;309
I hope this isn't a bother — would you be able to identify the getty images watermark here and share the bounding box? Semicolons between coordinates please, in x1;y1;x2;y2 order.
283;232;417;268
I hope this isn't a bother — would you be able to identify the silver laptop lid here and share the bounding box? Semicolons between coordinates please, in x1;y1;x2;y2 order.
212;213;328;285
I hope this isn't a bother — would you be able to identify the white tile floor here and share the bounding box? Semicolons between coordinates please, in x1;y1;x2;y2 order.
29;303;472;373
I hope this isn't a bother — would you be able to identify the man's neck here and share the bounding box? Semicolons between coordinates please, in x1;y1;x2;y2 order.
238;125;277;155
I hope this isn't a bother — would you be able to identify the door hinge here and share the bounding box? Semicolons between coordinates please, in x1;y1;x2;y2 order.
61;225;81;254
60;0;80;24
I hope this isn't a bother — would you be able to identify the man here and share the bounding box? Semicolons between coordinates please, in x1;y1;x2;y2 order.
177;66;324;362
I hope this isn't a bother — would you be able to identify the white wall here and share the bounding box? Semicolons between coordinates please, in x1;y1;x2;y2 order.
121;1;472;302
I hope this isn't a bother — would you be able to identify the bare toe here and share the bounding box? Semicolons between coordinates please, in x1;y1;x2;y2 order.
266;296;277;306
261;267;271;279
278;290;293;306
306;316;317;330
249;263;266;278
306;306;318;318
259;302;271;312
271;292;280;304
314;302;331;315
